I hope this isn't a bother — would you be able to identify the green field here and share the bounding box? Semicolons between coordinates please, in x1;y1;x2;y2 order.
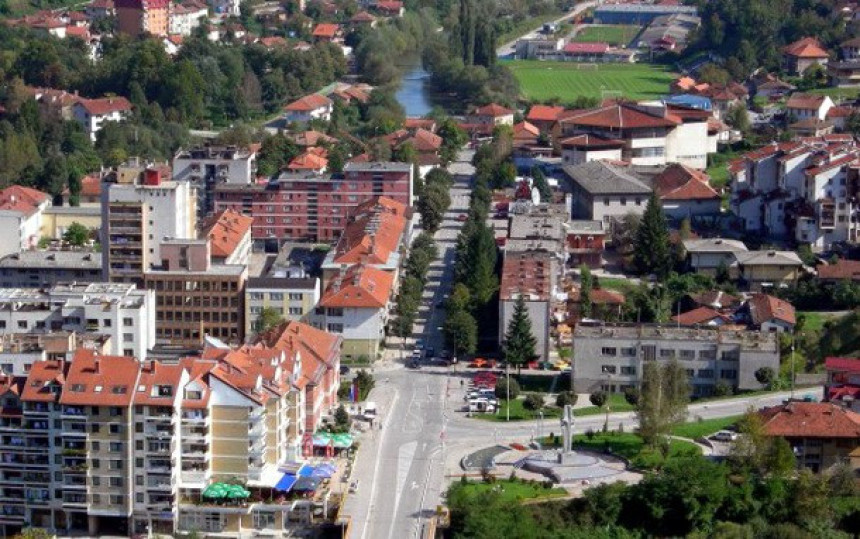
506;61;676;103
671;415;741;439
798;311;844;332
572;25;640;46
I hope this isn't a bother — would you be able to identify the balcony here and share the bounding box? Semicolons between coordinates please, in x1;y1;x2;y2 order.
146;477;174;491
61;406;87;418
63;477;88;488
145;426;174;439
181;412;207;424
147;458;173;473
181;425;208;440
62;494;88;507
62;422;87;436
180;470;208;484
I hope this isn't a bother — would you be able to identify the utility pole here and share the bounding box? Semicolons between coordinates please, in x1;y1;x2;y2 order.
791;332;796;399
506;362;510;422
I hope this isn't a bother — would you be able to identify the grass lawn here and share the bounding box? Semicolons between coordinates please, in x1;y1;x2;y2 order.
573;393;635;417
798;311;843;332
806;87;860;101
473;398;564;422
593;277;637;292
671;415;741;439
497;11;564;46
452;479;567;503
506;61;676;103
569;432;700;469
572;25;640;46
706;147;745;191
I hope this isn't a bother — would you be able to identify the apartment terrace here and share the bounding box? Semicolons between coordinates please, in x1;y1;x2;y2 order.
574;322;778;351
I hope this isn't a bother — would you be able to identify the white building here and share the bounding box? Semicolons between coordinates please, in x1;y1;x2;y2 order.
785;94;834;121
72;96;133;142
283;94;333;124
168;1;208;36
0;186;52;257
0;283;155;358
515;37;563;59
172;145;258;214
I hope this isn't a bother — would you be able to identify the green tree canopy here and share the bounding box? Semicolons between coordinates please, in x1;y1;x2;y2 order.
634;191;672;278
503;295;537;370
62;222;90;246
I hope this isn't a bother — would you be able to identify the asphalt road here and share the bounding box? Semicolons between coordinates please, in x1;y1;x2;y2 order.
496;1;598;58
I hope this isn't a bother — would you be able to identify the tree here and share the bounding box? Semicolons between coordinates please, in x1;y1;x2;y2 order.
503;295;537;371
634;191;672;278
755;366;776;387
730;408;795;477
623;386;639;406
495;377;520;400
523;393;545;411
62;222;90;246
494;161;516;189
589;390;607;408
556;391;578;408
637;359;690;447
438;117;468;163
333;404;350;431
716;259;731;284
726;103;750;134
417;182;451;233
254;306;283;333
443;309;478;356
580;265;593;319
531;166;552;202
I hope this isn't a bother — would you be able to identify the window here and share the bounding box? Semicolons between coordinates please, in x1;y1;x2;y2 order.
620;197;626;206
110;406;123;416
685;369;695;378
109;476;123;487
17;320;27;329
91;477;100;486
123;317;133;326
109;424;122;434
679;350;695;360
620;347;636;357
109;495;123;505
90;423;100;433
721;351;740;361
123;333;134;342
327;308;344;317
289;293;303;300
91;441;100;451
603;197;610;206
289;307;303;315
103;319;112;327
70;384;86;392
327;323;344;333
269;293;284;301
601;365;617;374
720;369;738;379
698;350;716;360
621;366;636;375
697;369;714;379
659;349;675;358
250;292;263;300
91;459;100;469
109;442;122;452
601;347;617;356
109;459;122;470
136;492;144;503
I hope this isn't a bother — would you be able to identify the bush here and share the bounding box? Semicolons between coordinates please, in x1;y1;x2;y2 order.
623;387;639;406
589;390;607;408
555;391;578;408
755;366;775;387
713;381;733;397
523;393;545;411
495;377;521;400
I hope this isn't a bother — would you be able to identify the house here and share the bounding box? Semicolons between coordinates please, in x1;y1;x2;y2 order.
653;163;721;220
61;172;102;206
526;104;565;132
741;293;796;332
817;259;860;283
72;96;132;142
565;286;625;323
287;151;328;174
671;306;731;327
783;36;830;76
168;1;208;36
283;93;333;124
786;94;834;121
349;11;376;27
683;237;749;279
788;117;836;137
374;1;403;17
311;23;340;42
828;37;860;87
472;103;515;126
753;76;796;99
824;357;860;411
0;186;52;257
760;402;860;473
257;36;288;49
826;105;854;130
687;290;740;312
311;264;394;360
559;134;625;166
735;250;805;291
566;219;606;268
115;0;169;36
291;130;338;148
562;160;652;227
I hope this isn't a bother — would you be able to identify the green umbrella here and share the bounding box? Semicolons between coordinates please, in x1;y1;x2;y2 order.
225;484;251;499
202;483;228;499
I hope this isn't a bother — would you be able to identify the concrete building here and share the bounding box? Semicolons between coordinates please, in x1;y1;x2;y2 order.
172;145;258;215
214;162;414;245
245;277;320;336
311;264;394;360
653;163;721;220
562;160;652;227
572;323;780;397
499;251;554;362
471;103;515;126
785;94;834;121
566;220;606;268
515;37;563;60
168;0;208;36
101;160;197;286
115;0;169;36
0;186;52;257
0;250;103;288
0;283;154;358
683;238;749;279
782;37;830;76
41;206;101;240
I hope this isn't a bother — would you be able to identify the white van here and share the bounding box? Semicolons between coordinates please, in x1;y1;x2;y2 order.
468;399;496;413
363;402;377;420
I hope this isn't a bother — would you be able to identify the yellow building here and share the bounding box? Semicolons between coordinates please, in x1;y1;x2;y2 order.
40;206;101;239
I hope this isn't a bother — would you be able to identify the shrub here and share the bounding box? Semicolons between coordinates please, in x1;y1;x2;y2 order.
623;387;640;406
713;381;733;397
555;391;578;408
523;393;545;411
589;390;607;408
495;377;521;400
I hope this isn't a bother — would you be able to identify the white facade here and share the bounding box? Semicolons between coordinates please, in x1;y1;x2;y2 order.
168;5;208;36
208;0;240;16
283;104;333;124
561;147;623;166
0;203;50;257
665;120;709;169
311;306;386;353
172;147;257;185
0;283;155;358
72;102;129;142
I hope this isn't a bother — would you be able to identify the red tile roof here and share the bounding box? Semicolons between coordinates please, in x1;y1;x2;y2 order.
786;93;828;110
672;76;697;91
0;185;50;216
261;321;340;389
474;103;514;117
332;197;407;266
560;103;680;129
59;350;140;407
569;287;625;305
501;251;552;301
133;360;185;406
563;42;609;54
259;36;288;48
320;264;394;308
761;402;860;438
284;93;332;112
513;121;540;138
76;96;132;115
818;259;860;281
404;117;436;130
312;23;339;38
654;163;720;201
671;306;729;326
408;128;442;152
204;208;253;259
288;151;328;171
351;10;376;22
292;130;338;147
825;357;860;373
375;1;403;12
783;37;829;59
747;293;796;326
689;290;739;310
526;105;565;123
559;133;625;149
21;360;66;402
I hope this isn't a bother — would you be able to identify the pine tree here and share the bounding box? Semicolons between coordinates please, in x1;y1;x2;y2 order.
634;191;672;278
503;295;537;371
580;265;593;319
466;223;498;307
531;166;552;202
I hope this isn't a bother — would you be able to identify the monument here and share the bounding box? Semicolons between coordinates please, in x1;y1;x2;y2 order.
559;404;576;464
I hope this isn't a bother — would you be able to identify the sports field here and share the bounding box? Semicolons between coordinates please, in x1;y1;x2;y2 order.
572;25;640;46
506;60;676;102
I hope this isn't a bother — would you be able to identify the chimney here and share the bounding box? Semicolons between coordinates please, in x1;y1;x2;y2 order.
150;359;156;372
93;359;99;374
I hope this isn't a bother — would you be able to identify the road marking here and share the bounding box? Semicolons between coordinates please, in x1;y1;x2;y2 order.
388;440;417;539
358;389;399;539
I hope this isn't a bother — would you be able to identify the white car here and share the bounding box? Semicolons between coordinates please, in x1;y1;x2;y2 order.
712;430;738;442
349;480;359;493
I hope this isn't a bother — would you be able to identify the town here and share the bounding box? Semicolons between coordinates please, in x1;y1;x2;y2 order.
1;0;860;538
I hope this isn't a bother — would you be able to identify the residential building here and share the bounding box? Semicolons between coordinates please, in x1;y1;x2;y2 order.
572;323;779;396
115;0;169;36
40;206;102;241
734;250;804;291
817;258;860;283
310;264;394;360
566;220;606;268
786;94;834;121
374;0;403;17
0;283;154;358
562;160;651;227
559;134;625;166
653;163;721;220
208;0;240;16
168;1;207;36
87;0;115;18
282;94;333;124
101;161;197;286
686;290;741;312
0;251;102;288
788;117;836;138
526;104;565;133
72;97;133;142
782;36;830;76
213;162;414;245
670;306;731;327
245;277;320;336
499;251;555;361
592;2;697;25
739;293;796;332
824;357;860;409
471;103;515;126
144;238;247;347
61;173;103;207
556;102;711;168
172;145;258;214
201;209;253;266
0;186;52;257
311;23;340;42
760;402;860;473
683;238;749;279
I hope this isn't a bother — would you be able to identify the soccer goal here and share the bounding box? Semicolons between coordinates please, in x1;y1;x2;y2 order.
576;63;599;71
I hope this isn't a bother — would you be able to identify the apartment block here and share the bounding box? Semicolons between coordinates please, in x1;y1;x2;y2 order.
0;250;103;288
245;277;320;336
115;0;169;36
172;146;259;216
213;162;414;245
0;283;155;359
102;161;197;286
499;251;555;361
572;323;780;397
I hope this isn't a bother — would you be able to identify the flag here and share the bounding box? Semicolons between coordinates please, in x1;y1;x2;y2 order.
350;382;358;403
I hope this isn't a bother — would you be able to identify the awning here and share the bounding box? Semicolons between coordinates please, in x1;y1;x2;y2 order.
312;432;354;448
293;476;322;491
274;473;297;492
297;465;314;477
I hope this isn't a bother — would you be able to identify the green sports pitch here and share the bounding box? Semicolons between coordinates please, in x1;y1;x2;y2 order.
505;60;677;103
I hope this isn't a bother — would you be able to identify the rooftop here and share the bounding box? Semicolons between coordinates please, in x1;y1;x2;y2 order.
0;250;101;270
573;322;778;351
562;161;652;195
783;36;830;59
319;264;394;309
247;277;318;290
817;259;860;281
682;238;748;253
203;209;253;259
500;251;553;301
343;161;413;173
747;293;796;326
760;402;860;439
671;306;729;326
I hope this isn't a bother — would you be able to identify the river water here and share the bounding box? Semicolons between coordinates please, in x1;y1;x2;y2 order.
394;63;434;117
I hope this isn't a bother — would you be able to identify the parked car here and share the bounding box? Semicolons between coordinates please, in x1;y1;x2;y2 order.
349;481;359;493
712;430;738;442
339;365;350;375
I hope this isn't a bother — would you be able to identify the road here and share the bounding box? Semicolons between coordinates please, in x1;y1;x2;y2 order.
496;1;598;58
342;151;474;539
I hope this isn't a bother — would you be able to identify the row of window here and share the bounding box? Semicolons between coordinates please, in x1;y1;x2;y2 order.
600;347;736;361
156;311;238;323
248;292;306;301
249;306;303;315
149;280;239;292
155;296;240;308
